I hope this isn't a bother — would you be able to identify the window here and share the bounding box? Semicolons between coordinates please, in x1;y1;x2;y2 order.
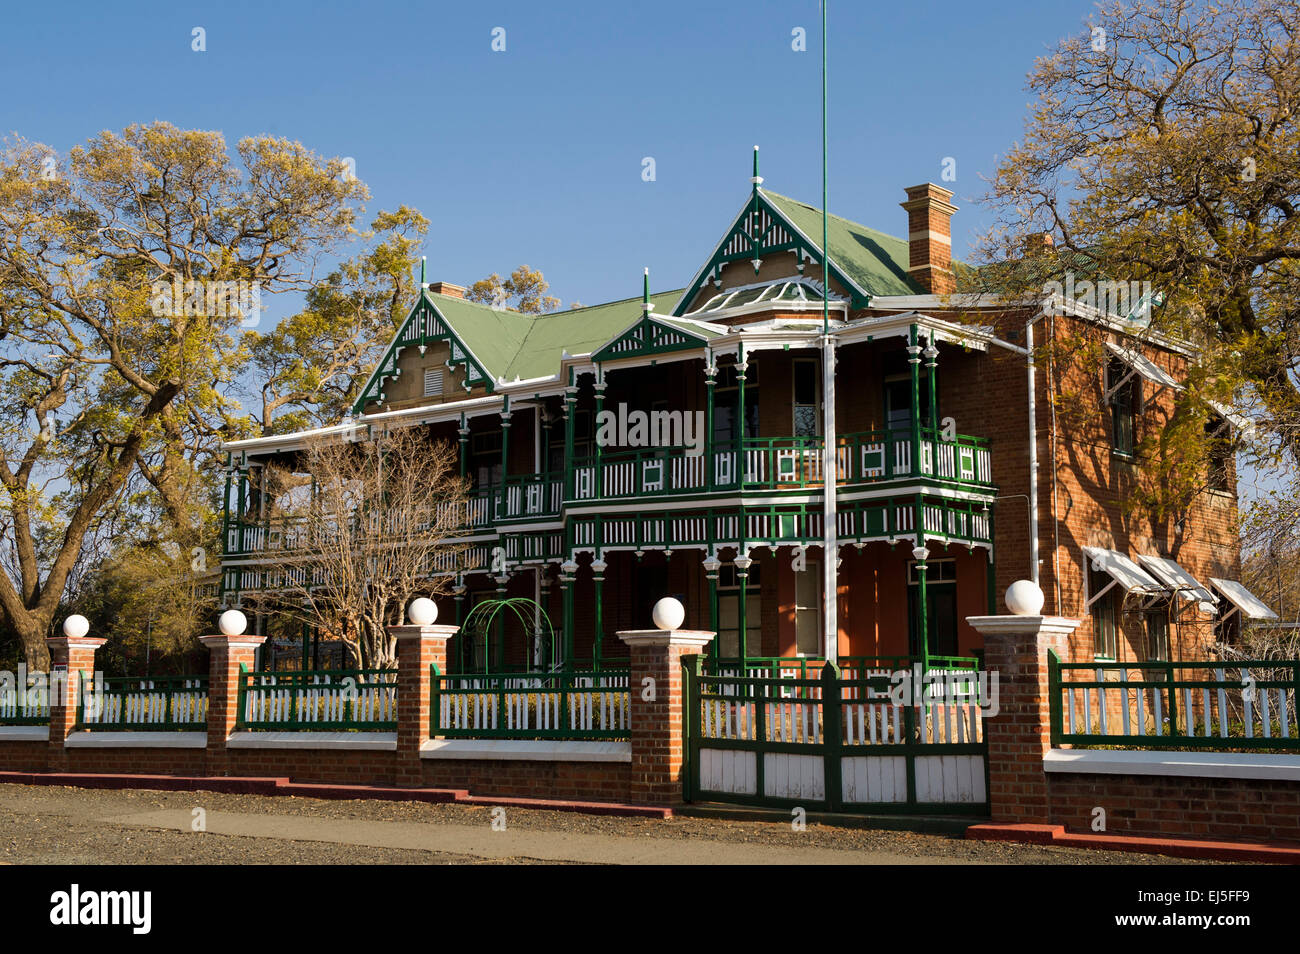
1089;566;1119;659
423;368;443;398
1107;356;1138;457
717;563;761;658
1144;608;1170;661
714;362;759;444
792;359;819;437
546;408;594;471
907;559;958;657
471;430;502;489
883;378;934;432
794;561;821;655
1206;417;1232;492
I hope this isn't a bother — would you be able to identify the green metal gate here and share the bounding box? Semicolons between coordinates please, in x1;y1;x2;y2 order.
682;659;989;815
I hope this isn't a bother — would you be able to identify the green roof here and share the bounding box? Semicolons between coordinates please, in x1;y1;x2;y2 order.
427;289;685;383
762;191;925;298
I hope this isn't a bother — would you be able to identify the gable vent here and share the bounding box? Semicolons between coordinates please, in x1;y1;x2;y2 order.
424;368;444;397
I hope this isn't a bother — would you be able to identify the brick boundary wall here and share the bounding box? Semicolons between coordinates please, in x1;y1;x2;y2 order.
1046;773;1300;843
0;623;693;807
9;615;1300;841
969;610;1300;846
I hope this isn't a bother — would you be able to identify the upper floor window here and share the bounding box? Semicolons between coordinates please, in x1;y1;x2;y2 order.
792;359;820;437
1206;417;1232;492
1106;356;1138;457
714;362;759;444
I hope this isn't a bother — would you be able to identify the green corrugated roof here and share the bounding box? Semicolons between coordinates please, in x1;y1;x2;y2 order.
427;289;685;383
762;190;926;298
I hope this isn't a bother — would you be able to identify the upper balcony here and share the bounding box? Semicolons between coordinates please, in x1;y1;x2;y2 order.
222;428;994;557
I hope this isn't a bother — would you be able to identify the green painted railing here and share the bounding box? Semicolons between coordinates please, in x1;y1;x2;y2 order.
237;666;397;730
839;429;993;488
1049;653;1300;750
0;675;51;725
77;674;208;730
715;437;826;490
431;666;630;740
708;654;980;678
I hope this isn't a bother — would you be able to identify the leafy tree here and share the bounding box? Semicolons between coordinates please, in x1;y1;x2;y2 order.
0;122;366;667
465;265;560;313
977;0;1300;516
249;207;428;434
247;427;470;668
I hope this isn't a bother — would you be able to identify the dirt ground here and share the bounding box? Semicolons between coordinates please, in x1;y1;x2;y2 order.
0;783;1214;865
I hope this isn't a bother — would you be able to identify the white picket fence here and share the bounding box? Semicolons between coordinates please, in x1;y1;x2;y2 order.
241;671;397;726
435;672;630;736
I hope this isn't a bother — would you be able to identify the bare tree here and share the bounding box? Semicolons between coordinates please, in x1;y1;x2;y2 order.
250;426;473;668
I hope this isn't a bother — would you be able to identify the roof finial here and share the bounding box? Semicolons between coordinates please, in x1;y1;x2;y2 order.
420;255;426;286
643;266;654;314
751;145;763;187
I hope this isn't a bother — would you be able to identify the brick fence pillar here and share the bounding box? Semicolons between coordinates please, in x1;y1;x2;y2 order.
966;608;1079;824
391;618;458;787
45;617;106;773
619;622;715;806
199;611;265;777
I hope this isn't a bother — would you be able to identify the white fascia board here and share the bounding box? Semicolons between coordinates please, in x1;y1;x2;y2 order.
834;311;997;353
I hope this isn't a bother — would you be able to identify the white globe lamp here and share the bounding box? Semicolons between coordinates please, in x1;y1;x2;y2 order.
62;615;90;639
652;597;685;632
408;597;438;626
1005;580;1045;617
218;609;248;636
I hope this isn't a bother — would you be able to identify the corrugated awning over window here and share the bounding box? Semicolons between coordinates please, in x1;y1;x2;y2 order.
1136;555;1217;609
1083;546;1166;608
1104;341;1182;393
1209;578;1279;621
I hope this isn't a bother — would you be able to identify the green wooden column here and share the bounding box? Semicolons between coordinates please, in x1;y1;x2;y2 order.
925;331;939;432
459;413;469;467
914;493;930;670
563;371;577;499
704;552;721;663
704;357;717;492
591;549;606;669
736;347;748;479
560;558;577;669
499;397;511;521
735;549;752;662
453;579;467;673
593;374;606;500
908;325;922;476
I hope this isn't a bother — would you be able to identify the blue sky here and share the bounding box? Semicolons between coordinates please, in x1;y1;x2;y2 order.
1;0;1095;312
3;0;1282;498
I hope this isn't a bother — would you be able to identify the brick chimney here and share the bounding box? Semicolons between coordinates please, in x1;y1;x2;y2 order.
427;281;465;299
900;183;958;294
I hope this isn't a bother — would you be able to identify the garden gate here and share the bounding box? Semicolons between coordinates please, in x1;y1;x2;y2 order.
682;659;990;815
